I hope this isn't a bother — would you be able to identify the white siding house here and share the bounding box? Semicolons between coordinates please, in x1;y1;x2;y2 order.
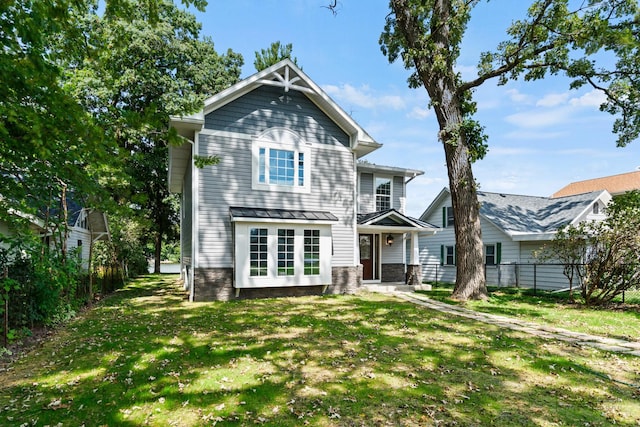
0;203;110;269
418;188;611;290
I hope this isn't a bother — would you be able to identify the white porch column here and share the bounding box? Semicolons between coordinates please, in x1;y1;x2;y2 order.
410;231;419;265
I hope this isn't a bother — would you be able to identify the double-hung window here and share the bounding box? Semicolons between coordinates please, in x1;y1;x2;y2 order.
375;177;392;211
440;245;456;266
442;206;454;228
485;243;501;266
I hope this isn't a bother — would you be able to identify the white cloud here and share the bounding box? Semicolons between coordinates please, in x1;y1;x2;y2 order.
455;64;478;81
569;90;607;108
487;146;541;156
503;130;568;140
505;89;533;104
322;83;405;110
407;106;431;120
504;108;572;129
536;92;570;107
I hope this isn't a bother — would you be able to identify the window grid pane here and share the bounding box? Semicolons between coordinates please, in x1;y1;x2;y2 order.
269;149;295;186
304;229;320;275
375;178;391;211
277;229;295;276
250;228;268;276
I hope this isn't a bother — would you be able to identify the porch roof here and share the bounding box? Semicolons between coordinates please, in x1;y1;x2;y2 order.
357;209;437;233
230;207;339;223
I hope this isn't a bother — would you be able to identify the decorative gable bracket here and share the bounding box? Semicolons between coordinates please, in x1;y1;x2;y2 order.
257;65;315;95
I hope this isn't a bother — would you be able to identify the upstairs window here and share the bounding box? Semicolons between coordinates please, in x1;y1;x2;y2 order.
252;130;310;193
442;206;454;228
375;177;392;211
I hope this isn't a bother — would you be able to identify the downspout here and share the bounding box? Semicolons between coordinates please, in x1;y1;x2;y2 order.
190;131;199;302
352;150;359;271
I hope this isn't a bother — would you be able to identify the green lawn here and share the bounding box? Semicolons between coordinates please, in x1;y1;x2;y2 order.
1;275;640;426
423;284;640;342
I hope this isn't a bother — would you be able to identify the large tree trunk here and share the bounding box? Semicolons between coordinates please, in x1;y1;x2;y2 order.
390;0;488;300
154;230;161;274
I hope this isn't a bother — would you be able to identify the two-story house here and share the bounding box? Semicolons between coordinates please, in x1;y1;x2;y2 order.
168;59;435;301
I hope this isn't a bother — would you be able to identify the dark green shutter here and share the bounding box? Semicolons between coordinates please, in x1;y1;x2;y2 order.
442;207;446;228
440;245;444;266
496;242;502;264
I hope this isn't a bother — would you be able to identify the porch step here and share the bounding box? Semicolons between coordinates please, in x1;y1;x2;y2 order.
362;283;432;294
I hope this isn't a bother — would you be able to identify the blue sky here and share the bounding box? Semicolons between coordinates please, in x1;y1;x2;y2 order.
193;0;640;217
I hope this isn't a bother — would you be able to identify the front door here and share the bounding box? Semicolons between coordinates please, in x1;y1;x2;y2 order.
359;234;378;280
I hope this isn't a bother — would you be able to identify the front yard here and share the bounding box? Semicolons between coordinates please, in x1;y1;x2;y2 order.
1;275;639;426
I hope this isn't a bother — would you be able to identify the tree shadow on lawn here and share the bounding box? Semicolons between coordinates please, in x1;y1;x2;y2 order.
1;275;639;426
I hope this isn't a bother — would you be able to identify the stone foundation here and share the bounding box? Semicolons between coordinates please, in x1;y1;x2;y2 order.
192;265;363;301
327;265;363;295
193;267;234;301
381;263;405;282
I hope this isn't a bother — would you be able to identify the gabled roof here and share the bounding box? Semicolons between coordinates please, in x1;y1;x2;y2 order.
552;170;640;197
420;188;610;241
477;190;608;239
358;209;437;233
169;60;382;193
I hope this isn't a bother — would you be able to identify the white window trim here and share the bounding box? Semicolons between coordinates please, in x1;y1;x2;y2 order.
374;175;393;211
234;223;332;288
251;129;311;194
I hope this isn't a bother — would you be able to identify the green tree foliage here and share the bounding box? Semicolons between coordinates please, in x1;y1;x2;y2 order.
379;0;640;301
0;0;109;232
542;191;640;306
254;41;299;71
63;0;243;272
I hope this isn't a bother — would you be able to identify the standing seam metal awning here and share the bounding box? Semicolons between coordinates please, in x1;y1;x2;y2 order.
229;207;339;222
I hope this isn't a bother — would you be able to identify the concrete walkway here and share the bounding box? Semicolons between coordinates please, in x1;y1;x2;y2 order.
384;290;640;357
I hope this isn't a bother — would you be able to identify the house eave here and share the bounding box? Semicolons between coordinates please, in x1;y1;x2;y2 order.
168;140;193;194
358;224;435;234
510;232;556;242
357;163;424;178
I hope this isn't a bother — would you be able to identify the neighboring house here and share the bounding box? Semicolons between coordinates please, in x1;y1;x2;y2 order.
552;170;640;198
0;201;110;269
418;188;611;290
168;59;435;301
60;200;111;266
